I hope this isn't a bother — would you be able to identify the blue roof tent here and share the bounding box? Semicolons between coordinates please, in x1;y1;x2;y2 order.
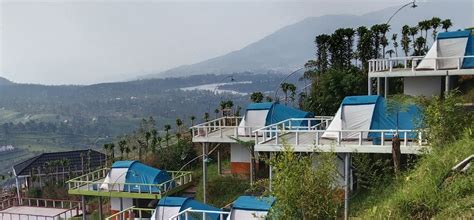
245;102;315;126
437;30;474;69
112;161;175;193
325;96;421;140
156;197;223;220
232;196;275;211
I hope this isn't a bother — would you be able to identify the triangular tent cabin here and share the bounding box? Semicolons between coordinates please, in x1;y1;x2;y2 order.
238;102;314;135
417;29;474;70
100;161;174;193
322;95;420;140
151;197;222;220
228;196;275;220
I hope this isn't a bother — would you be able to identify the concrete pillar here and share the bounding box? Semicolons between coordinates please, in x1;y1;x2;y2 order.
98;197;103;220
377;78;381;95
445;74;450;96
81;196;87;220
344;153;351;220
384;77;389;98
202;143;208;204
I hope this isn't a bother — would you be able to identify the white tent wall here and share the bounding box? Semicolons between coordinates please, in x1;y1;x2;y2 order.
238;110;269;136
437;37;468;69
416;41;438;70
322;104;375;139
321;108;342;138
100;168;128;191
151;206;181;220
229;210;268;220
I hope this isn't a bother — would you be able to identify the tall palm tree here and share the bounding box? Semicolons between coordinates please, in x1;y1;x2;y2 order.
386;49;395;58
378;24;390;58
392;33;399;57
430;17;442;41
409;26;419;54
190;116;196;126
441;19;453;32
176;118;183;133
250;92;264;103
418;20;431;49
203;112;210;122
164;124;171;147
118;140;127;160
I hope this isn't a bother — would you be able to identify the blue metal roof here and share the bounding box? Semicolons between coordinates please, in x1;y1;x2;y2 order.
437;30;471;39
232;196;275;211
157;197;222;220
246;102;273;110
112;160;136;168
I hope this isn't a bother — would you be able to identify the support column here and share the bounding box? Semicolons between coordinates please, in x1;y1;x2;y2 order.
384;77;389;98
98;197;103;220
368;77;372;95
344;153;351;220
15;175;21;205
119;198;123;220
377;78;381;95
217;148;221;175
202;143;208;204
445;74;450;96
81;196;87;220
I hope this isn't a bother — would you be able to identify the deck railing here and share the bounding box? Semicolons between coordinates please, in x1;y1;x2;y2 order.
0;197;81;219
368;55;474;73
105;206;155;220
254;120;426;147
191;116;261;138
168;208;230;220
67;168;193;196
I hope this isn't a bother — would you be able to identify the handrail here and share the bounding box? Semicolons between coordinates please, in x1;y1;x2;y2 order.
192;116;243;128
368;55;474;73
67;168;193;196
254;117;333;133
105;206;155;220
168;207;230;220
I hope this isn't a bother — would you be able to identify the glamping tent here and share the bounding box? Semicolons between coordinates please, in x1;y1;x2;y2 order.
238;102;314;135
322;95;420;140
151;197;222;220
100;161;174;193
228;196;275;220
417;29;474;70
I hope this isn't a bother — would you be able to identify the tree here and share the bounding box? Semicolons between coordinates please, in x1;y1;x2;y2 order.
190;115;196;126
164;124;171;147
386;49;395;58
401;25;412;57
176;118;183;134
203;112;210;122
214;109;220;119
414;36;427;56
392;33;399;57
441;19;453;32
250;92;264;103
118;139;127;160
265;96;273;102
379;24;391;58
409;26;419;53
280;83;296;105
356;26;374;72
418;20;431;48
314;34;331;73
430;17;442;41
268;144;339;219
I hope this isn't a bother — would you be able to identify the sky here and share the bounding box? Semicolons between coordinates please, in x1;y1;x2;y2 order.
1;0;411;85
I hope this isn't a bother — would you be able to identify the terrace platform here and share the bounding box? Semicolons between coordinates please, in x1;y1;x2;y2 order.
191;117;257;143
254;119;428;155
67;168;193;200
0;206;80;220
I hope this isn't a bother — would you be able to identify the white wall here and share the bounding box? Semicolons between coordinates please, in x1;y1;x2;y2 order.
404;76;441;97
111;198;133;211
230;143;251;163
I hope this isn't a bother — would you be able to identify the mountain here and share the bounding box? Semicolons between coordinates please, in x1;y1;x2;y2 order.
0;77;13;86
149;0;473;78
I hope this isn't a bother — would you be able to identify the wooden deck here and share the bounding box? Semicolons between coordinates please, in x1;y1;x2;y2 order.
255;132;427;154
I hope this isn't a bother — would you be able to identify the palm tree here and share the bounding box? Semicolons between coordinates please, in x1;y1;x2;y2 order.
386;49;395;58
431;17;442;41
378;24;390;58
418;20;431;50
203;112;210;122
392;33;399;57
214;109;220;119
118;140;126;160
164;124;171;147
441;19;453;32
409;26;419;54
414;36;427;56
176;118;183;134
190;116;196;126
156;136;162;148
265;96;273;102
281;83;296;105
250;92;264;103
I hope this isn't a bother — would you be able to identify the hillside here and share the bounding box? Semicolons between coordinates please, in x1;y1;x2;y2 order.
0;77;13;86
150;0;473;78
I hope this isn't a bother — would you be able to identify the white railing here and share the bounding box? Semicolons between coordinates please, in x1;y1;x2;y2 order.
0;198;81;219
105;206;154;220
368;55;474;73
191;116;260;138
254;127;425;147
168;208;230;220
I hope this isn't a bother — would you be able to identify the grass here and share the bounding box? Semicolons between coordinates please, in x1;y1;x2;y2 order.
352;132;474;218
193;160;250;208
